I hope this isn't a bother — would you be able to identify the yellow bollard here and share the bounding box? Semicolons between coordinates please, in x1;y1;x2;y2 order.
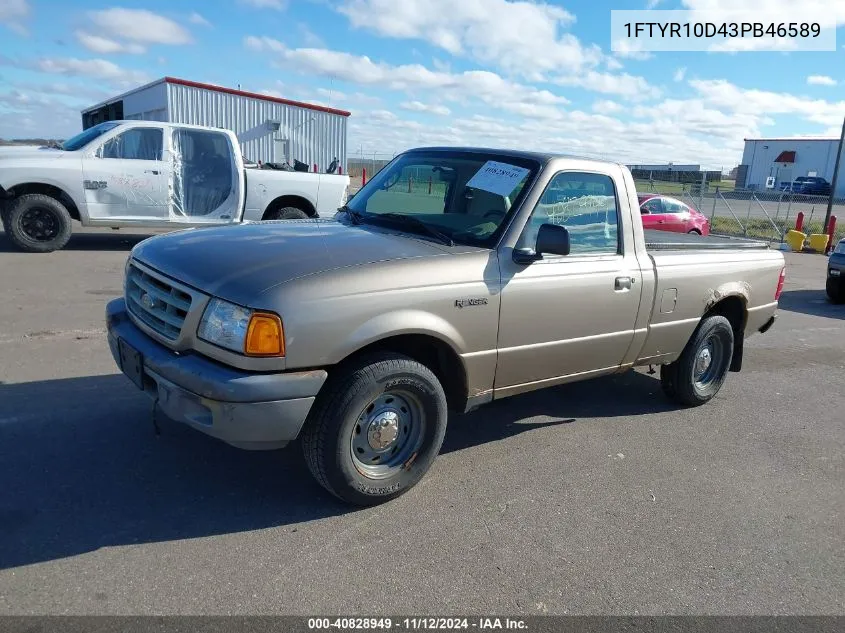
785;230;806;252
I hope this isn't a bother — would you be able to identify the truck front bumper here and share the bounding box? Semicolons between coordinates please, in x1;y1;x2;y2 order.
106;298;327;450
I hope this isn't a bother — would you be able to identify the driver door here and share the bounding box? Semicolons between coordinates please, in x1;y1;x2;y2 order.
495;170;642;394
82;126;170;222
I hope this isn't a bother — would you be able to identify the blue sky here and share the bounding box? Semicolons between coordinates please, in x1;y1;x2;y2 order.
0;0;843;169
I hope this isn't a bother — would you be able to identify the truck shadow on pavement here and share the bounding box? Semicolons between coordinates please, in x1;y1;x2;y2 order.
0;370;674;569
0;232;162;253
777;289;844;320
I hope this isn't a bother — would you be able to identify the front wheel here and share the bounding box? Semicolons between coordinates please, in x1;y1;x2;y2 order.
265;206;309;220
660;315;734;406
6;194;73;253
301;353;448;505
827;278;845;304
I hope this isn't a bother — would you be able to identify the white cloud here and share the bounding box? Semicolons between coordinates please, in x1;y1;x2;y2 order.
807;75;837;86
400;101;451;116
673;67;687;82
611;39;653;61
298;23;324;47
0;0;27;20
189;12;212;27
554;70;659;99
592;100;623;115
244;39;572;118
646;0;663;7
336;0;603;80
89;8;192;45
75;31;145;54
0;0;28;33
691;79;845;127
605;57;624;71
29;57;149;84
240;0;286;9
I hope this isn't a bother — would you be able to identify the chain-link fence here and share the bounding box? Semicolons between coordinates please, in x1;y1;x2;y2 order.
346;153;397;193
643;177;845;245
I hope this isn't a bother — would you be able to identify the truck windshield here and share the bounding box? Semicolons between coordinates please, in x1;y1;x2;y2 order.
343;150;539;247
61;122;121;151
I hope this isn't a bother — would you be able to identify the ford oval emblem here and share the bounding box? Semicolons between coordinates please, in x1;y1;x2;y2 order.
140;293;156;310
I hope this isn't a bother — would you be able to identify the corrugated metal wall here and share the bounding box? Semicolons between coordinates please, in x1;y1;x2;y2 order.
166;83;347;171
742;139;845;195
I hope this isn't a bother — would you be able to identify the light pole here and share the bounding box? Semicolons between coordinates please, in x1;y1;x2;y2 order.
824;115;845;233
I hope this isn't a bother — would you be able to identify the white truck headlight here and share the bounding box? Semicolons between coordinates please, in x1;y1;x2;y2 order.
198;298;286;357
198;298;252;353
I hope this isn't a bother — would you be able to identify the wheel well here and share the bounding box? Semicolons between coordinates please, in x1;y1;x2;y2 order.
262;195;316;219
338;334;468;413
7;183;81;221
704;295;746;372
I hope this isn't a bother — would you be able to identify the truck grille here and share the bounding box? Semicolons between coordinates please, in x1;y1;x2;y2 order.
125;263;193;340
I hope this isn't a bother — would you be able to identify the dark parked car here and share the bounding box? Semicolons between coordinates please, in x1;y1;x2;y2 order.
779;176;832;196
827;238;845;303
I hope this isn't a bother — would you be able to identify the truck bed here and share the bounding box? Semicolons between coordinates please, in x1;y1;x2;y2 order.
644;229;770;251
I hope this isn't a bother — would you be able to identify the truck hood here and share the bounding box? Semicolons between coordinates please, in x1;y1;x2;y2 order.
0;146;64;160
131;219;454;306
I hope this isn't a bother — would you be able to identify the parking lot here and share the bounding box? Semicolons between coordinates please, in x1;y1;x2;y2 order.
0;225;843;615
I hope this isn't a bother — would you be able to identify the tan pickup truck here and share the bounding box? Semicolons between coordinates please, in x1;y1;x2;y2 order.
106;147;785;505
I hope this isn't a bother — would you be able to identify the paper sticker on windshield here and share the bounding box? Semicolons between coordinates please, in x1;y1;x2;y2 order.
466;161;530;197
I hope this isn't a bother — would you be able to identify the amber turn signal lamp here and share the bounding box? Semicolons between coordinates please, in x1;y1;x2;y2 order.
245;312;285;357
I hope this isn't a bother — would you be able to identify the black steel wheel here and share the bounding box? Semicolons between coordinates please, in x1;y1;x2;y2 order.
7;193;73;253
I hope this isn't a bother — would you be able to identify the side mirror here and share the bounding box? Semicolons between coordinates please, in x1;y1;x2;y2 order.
513;223;570;265
640;206;649;215
536;223;570;256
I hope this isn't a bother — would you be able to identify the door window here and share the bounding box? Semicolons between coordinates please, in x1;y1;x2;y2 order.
662;199;689;214
640;198;663;214
519;172;620;255
99;128;163;161
172;128;235;217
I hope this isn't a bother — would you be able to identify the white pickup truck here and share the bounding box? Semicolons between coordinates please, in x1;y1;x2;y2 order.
0;121;350;252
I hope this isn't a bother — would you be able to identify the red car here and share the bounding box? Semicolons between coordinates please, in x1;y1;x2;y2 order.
637;194;710;236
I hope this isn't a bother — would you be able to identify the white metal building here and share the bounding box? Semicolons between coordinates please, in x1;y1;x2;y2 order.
80;77;350;171
738;136;845;196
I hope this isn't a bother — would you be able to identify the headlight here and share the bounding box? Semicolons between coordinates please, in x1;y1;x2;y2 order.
198;298;285;357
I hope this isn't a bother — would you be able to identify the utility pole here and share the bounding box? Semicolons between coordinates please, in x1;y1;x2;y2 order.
824;115;845;232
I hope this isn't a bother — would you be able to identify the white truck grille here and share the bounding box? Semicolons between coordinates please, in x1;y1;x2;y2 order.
125;263;193;340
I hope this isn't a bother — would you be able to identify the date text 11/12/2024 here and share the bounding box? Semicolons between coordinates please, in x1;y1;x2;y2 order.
308;618;528;630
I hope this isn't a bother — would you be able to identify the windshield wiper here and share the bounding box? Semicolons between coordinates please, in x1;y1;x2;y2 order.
376;213;454;246
337;205;364;225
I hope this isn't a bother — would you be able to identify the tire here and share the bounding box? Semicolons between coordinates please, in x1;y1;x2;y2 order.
827;278;845;304
687;229;701;235
6;194;73;253
660;315;734;407
301;352;449;506
265;206;309;220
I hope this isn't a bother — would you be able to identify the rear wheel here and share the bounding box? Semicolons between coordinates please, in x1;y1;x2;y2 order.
687;229;701;235
265;205;309;220
660;315;734;406
827;278;845;304
6;194;73;253
301;353;449;506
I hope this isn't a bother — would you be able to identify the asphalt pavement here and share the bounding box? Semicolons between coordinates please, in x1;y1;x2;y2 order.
0;226;843;615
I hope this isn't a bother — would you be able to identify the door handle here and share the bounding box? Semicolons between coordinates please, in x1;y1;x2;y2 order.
614;276;634;290
144;170;160;175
